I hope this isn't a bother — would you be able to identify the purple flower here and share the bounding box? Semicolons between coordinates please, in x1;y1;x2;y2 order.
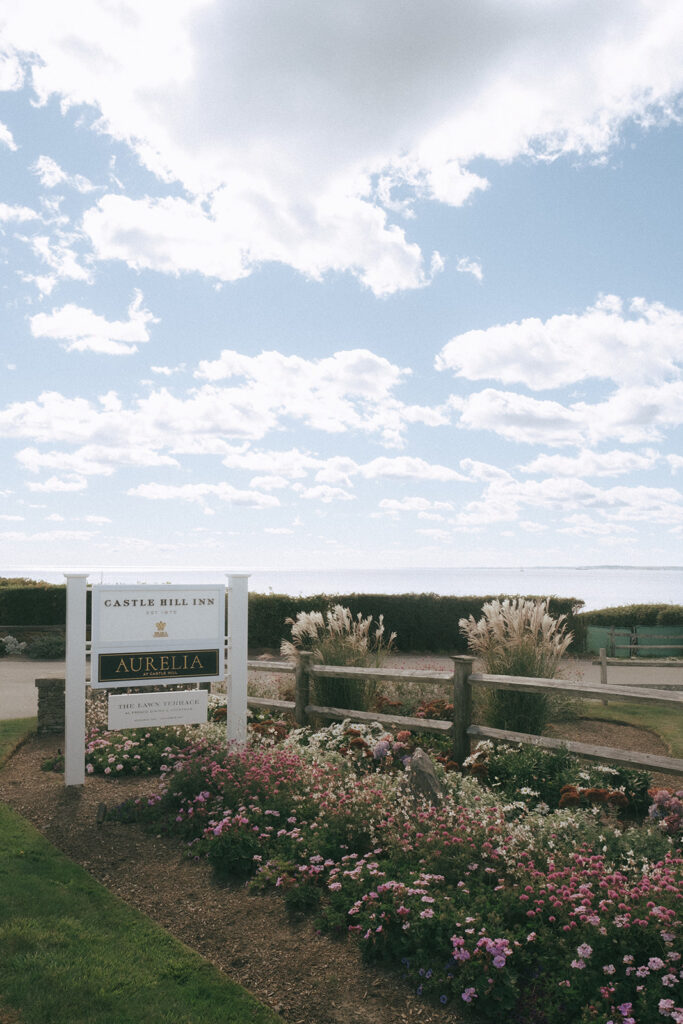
461;987;477;1003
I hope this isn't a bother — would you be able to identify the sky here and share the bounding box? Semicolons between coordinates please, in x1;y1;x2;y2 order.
0;0;682;575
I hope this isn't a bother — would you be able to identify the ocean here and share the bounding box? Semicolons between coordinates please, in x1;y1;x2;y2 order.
8;565;683;613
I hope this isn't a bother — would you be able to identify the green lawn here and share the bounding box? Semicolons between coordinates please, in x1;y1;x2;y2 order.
582;700;683;761
0;717;36;768
0;721;283;1024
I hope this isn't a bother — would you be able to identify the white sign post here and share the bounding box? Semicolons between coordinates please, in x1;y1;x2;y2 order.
65;573;88;786
226;573;249;746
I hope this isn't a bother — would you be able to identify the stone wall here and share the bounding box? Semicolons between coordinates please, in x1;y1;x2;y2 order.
35;677;65;734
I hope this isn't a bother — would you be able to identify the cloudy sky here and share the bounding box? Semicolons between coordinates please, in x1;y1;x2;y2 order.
1;0;682;574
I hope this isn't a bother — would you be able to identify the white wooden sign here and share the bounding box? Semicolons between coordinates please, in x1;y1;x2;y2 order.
90;584;225;688
64;572;249;787
107;689;208;730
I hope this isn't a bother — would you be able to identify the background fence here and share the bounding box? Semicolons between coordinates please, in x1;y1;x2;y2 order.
246;655;683;778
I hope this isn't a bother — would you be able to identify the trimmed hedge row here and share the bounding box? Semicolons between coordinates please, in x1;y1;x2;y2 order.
0;582;67;626
3;578;680;652
0;582;584;652
246;591;585;653
575;603;683;627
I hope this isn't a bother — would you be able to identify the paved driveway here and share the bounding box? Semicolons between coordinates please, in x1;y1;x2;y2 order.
0;656;66;719
1;653;681;722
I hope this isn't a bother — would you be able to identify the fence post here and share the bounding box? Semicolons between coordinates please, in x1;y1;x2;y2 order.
452;655;475;765
599;647;608;706
294;652;313;727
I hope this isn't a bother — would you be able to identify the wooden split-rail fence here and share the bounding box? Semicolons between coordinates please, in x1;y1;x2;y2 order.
246;653;683;778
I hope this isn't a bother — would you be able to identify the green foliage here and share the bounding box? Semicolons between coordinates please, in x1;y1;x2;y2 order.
577;603;683;627
460;598;573;734
281;604;396;710
0;634;26;656
249;591;584;653
0;582;67;627
464;739;652;816
25;633;66;659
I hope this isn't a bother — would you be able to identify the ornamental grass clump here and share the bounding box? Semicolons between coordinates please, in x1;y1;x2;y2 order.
460;597;574;734
281;604;397;711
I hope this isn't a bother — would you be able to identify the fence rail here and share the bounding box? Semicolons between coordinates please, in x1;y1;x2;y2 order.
244;655;683;777
594;648;683;698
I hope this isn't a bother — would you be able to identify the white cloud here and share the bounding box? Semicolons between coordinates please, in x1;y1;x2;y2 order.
452;380;683;448
29;290;158;354
151;364;185;376
455;256;483;282
452;389;584;446
436;296;683;390
0;202;40;222
21;232;93;291
128;482;280;511
0;121;17;150
379;497;454;513
520;449;659;478
4;2;682;291
196;348;443;446
26;474;87;492
0;529;94;542
16;445;179;476
299;485;355;503
559;514;637;537
454;474;683;530
0;51;24;91
33;155;95;193
249;475;291;491
83;191;438;297
359;456;465;482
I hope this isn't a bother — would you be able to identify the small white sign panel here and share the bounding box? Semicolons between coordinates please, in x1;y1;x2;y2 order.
107;689;208;730
92;585;225;645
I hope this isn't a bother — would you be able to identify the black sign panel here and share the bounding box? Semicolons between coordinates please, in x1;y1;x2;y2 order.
98;648;220;684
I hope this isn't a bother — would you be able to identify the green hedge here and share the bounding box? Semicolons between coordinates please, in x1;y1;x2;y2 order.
0;583;585;652
247;592;585;653
0;582;67;626
576;604;683;628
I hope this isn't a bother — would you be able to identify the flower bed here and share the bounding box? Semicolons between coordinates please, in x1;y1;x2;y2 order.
91;717;683;1024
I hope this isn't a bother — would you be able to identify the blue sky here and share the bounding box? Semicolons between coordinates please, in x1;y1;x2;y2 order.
0;1;682;574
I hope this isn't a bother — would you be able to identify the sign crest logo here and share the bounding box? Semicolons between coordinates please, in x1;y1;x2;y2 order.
153;621;168;638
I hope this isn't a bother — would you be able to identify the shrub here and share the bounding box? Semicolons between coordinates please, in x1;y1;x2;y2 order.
649;788;683;843
0;634;27;656
281;604;396;710
25;634;66;659
463;739;652;817
460;598;573;734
